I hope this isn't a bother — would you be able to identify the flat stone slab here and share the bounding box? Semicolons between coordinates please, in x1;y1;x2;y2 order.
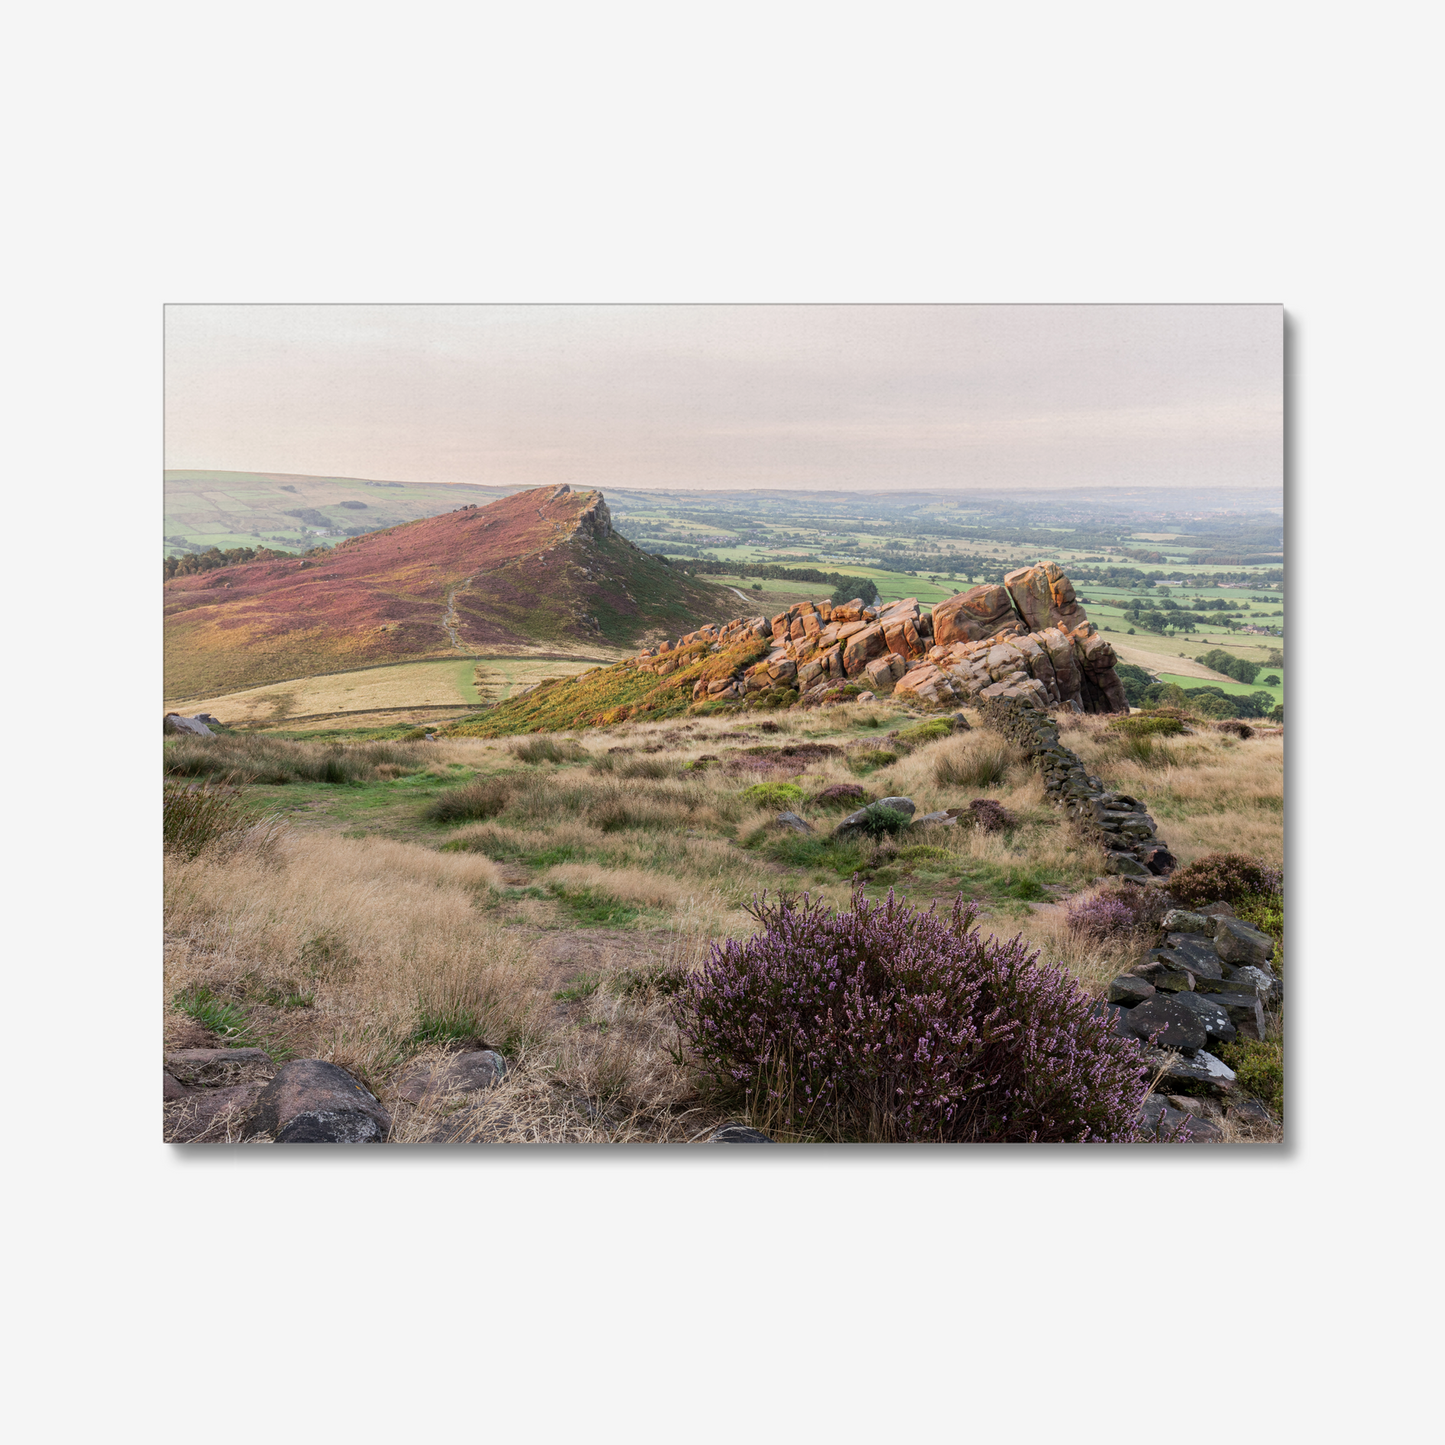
164;1048;275;1087
1117;997;1209;1052
1168;991;1238;1045
394;1050;507;1107
1150;939;1225;980
1215;918;1276;968
166;1082;266;1142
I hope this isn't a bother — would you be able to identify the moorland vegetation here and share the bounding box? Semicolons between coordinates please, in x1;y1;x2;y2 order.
164;686;1283;1143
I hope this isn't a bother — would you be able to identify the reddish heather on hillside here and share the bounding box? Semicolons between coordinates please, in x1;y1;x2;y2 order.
163;485;725;698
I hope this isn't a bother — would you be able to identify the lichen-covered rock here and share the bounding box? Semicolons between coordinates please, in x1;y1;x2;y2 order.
1168;992;1238;1046
1116;996;1209;1052
1107;976;1156;1006
842;624;886;677
1215;917;1276;968
1003;562;1090;634
931;585;1020;646
245;1059;391;1143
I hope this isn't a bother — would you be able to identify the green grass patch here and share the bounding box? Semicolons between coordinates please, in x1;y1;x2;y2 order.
172;987;260;1046
740;781;805;809
406;1005;487;1049
513;737;589;764
847;749;899;774
425;776;510;824
1110;714;1186;738
553;974;603;1002
894;719;954;747
548;885;642;928
1215;1038;1282;1116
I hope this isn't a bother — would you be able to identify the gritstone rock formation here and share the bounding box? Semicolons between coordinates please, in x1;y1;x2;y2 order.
627;562;1129;714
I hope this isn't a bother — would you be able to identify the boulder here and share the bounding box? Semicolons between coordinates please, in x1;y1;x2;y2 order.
1115;996;1209;1051
894;663;964;706
167;714;214;737
774;811;815;835
1002;562;1090;634
833;796;916;837
1107;976;1156;1006
1138;1047;1238;1090
1105;853;1152;879
1134;1094;1217;1142
164;1047;275;1088
163;1072;188;1102
1153;937;1226;980
842;625;886;677
931;585;1021;646
245;1059;392;1143
864;653;908;694
1215;918;1276;968
393;1050;508;1107
875;796;916;817
1149;969;1197;993
709;1124;773;1143
1168;992;1237;1045
1197;901;1238;920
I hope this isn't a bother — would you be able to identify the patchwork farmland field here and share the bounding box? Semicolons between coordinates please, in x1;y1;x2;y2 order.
171;652;624;727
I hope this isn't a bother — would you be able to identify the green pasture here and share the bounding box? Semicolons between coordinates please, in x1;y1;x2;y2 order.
1156;671;1284;705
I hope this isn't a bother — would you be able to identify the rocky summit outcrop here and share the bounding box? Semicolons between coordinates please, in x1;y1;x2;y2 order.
627;562;1128;715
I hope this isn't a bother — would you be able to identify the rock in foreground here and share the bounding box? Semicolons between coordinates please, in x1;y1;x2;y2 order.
245;1059;392;1143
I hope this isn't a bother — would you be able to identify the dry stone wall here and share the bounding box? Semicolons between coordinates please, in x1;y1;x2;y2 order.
978;696;1177;879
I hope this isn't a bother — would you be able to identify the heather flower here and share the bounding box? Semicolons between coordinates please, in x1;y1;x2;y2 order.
673;888;1149;1142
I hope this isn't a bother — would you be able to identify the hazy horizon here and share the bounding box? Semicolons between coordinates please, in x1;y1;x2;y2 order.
165;305;1282;494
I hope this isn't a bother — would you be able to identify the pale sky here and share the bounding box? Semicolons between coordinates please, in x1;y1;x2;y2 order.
165;304;1281;492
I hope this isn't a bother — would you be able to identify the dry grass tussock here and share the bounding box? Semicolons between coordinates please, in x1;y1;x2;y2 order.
1006;883;1157;996
164;821;735;1140
1062;717;1283;867
165;827;531;1085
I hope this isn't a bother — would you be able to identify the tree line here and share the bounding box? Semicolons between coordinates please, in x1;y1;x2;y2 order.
163;544;330;580
670;558;880;605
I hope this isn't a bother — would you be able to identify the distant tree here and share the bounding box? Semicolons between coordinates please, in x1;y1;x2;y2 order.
1261;673;1280;686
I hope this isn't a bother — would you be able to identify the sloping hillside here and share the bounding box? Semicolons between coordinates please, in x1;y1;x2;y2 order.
164;485;729;698
163;469;521;555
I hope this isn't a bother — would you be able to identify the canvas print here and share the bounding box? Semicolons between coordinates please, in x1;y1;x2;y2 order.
163;304;1284;1145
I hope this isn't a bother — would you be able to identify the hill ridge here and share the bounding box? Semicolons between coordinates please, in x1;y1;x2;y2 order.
163;485;727;698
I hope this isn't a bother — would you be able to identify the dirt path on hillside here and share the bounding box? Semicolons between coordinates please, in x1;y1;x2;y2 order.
442;576;475;651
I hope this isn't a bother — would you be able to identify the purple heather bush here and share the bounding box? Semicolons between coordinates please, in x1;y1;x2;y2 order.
674;888;1149;1142
1066;883;1170;943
